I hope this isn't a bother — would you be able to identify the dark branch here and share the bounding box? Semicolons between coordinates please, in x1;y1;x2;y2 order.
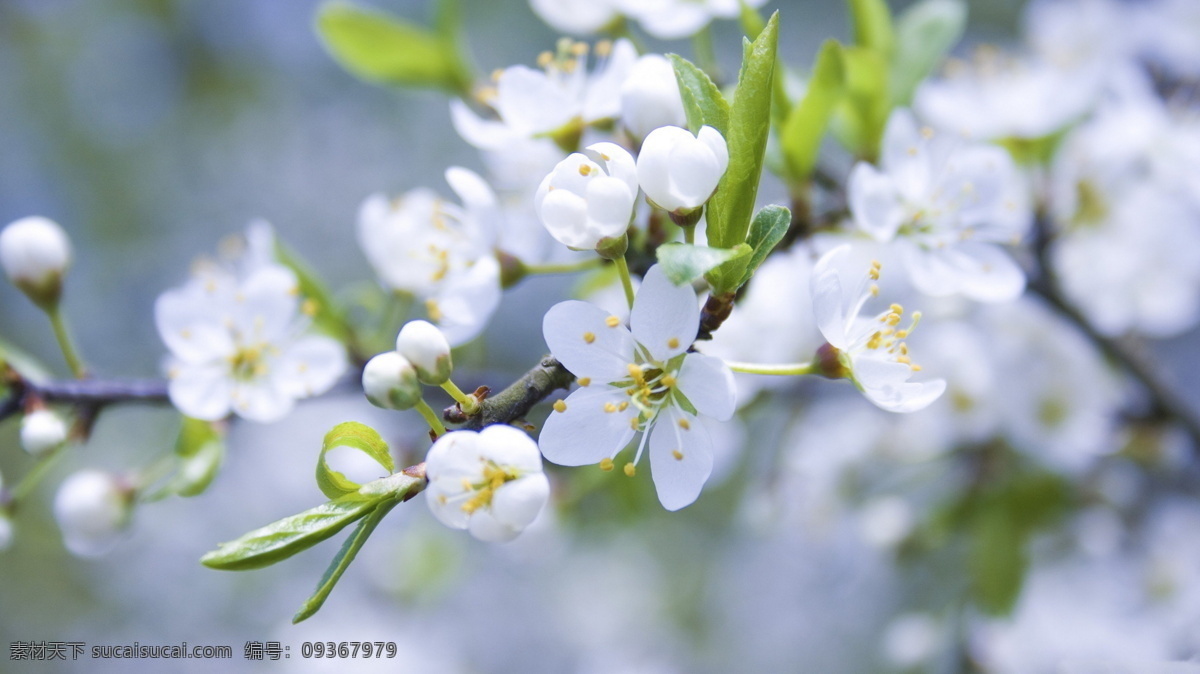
444;356;574;430
1029;214;1200;450
0;376;170;424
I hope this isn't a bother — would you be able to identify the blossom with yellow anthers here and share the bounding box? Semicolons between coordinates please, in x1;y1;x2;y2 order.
424;425;550;543
811;245;945;413
540;265;736;511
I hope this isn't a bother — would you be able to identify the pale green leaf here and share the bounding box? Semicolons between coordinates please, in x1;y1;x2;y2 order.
848;0;895;56
656;243;749;285
669;54;730;136
738;205;791;286
317;421;395;500
891;0;966;105
782;40;846;180
293;499;399;623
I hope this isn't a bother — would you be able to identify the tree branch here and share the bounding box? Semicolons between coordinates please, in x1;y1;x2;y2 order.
0;376;170;424
1029;214;1200;450
443;356;575;430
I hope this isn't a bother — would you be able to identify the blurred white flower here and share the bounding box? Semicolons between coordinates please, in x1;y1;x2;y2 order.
156;251;346;423
357;168;502;345
425;425;550;543
812;245;946;413
857;496;914;549
1023;0;1137;69
615;0;767;39
529;0;620;35
848;109;1031;302
0;215;71;307
636;125;728;216
395;320;453;385
620;54;687;141
54;470;133;557
1135;0;1200;78
535;141;638;251
540;265;735;510
451;38;637;151
361;351;422;411
882;613;944;669
20;408;68;456
915;47;1103;141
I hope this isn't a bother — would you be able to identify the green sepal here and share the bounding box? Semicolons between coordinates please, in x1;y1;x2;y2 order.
293;498;400;623
315;1;473;94
781;40;846;181
200;491;383;571
890;0;966;105
669;54;730;136
704;11;779;274
737;205;791;287
317;421;395;500
656;243;749;286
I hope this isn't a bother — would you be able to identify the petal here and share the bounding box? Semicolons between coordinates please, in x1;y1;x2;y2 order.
696;126;729;176
538;386;637;466
582;38;638;123
426;483;470;530
230;265;300;340
637;126;693;210
491;473;550;529
630;265;699;361
478;424;543;474
675;353;736;421
648;409;713;511
425;431;483;482
231;378;294;423
584;142;638;196
445;167;497;213
275;335;347;399
848;163;904;242
666;135;723;208
450;99;517;150
168;361;233;421
496;66;577;136
155;286;235;363
467;509;520;543
539;187;592;248
543;300;636;381
429;256;502;346
864;378;947;414
584;175;635;238
903;242;1026;302
811;245;851;349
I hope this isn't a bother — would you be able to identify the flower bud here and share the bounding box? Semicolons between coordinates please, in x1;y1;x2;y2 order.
20;409;68;456
0;216;72;309
361;351;423;410
534;142;638;251
636;125;728;216
396;320;453;385
620;54;687;141
53;470;133;557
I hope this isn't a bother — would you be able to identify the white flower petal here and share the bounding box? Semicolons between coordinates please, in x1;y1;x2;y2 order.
648;409;713;511
848;163;905;242
904;241;1026;302
478;424;543;474
491;473;550;529
585;175;636;237
666;135;723;208
497;66;578;136
811;245;852;349
426;483;470;530
429;255;502;346
467;508;521;543
276;335;347;399
450;99;517;150
155;286;236;363
543;300;636;381
675;353;736;421
630;265;699;361
168;361;234;421
538;386;637;466
865;378;947;413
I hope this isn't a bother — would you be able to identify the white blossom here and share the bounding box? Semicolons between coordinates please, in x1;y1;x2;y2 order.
361;351;422;411
619;54;687;141
0;215;71;306
357;168;502;345
54;470;133;557
529;0;620;35
20;409;68;456
540;265;736;510
615;0;768;39
847;109;1032;302
812;245;946;413
636;125;728;216
425;425;550;543
450;38;637;152
155;232;347;423
395;320;453;385
535;142;638;251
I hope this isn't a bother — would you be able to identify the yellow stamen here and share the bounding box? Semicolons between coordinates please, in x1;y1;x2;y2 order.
660;375;677;388
668;337;680;349
678;418;690;430
600;457;615;471
553;400;567;413
623;462;636;477
605;315;620;328
583;331;595;344
604;402;617;413
672;449;684;460
577;377;591;387
579;164;593;176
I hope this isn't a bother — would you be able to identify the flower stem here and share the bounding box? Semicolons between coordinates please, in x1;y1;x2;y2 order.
684;226;696;244
415;399;447;438
522;258;605;276
440;379;480;415
724;361;818;376
615;255;636;308
47;306;86;379
10;439;71;503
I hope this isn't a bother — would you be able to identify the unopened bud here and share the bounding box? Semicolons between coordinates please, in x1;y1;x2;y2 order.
396;320;453;385
20;409;68;456
361;351;422;410
53;470;134;557
0;216;72;309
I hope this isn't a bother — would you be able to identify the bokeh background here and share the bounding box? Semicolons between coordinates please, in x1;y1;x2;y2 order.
6;0;1190;672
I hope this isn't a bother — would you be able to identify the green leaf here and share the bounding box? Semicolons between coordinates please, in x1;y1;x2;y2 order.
891;0;966;105
738;205;791;286
317;422;395;500
293;498;399;623
315;1;472;94
656;243;749;285
201;492;382;571
970;509;1026;616
781;40;846;180
739;1;767;39
705;11;779;265
169;417;225;498
275;239;353;344
848;0;895;56
669;54;730;136
831;45;890;161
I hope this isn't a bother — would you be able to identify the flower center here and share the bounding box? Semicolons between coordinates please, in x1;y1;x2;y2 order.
460;462;522;514
228;344;273;381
